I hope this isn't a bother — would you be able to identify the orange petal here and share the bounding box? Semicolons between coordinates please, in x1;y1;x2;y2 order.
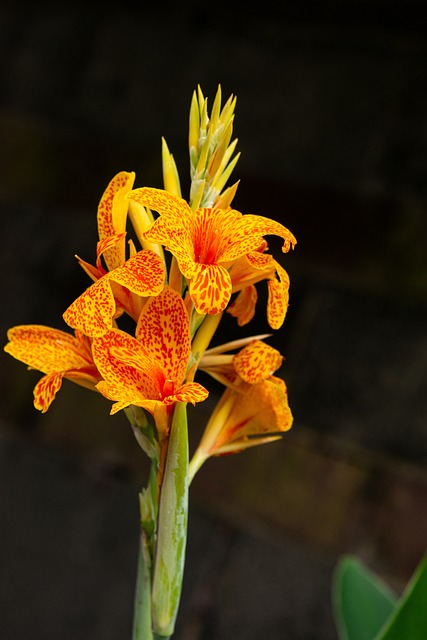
63;276;116;337
108;250;165;296
96;233;127;272
267;262;290;330
163;382;209;406
135;286;191;385
4;325;93;374
189;263;232;315
92;329;163;401
127;187;193;221
227;285;258;326
218;213;296;262
233;340;283;384
33;372;64;413
143;215;195;279
97;171;135;270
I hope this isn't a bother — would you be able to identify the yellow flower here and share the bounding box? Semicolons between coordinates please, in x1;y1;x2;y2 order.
126;187;296;316
4;325;101;412
91;286;208;423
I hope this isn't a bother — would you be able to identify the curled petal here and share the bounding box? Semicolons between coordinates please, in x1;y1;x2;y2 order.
98;171;135;270
189;263;232;315
227;285;258;327
63;276;115;338
96;233;127;273
218;213;296;262
143;215;195;278
267;262;290;330
233;340;283;384
108;250;165;296
136;286;191;384
34;372;64;413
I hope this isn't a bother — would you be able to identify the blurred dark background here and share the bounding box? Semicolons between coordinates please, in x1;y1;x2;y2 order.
1;3;427;639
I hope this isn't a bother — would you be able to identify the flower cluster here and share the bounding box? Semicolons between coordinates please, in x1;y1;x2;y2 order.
4;85;296;639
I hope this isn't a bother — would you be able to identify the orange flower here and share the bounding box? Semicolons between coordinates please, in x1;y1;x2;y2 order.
4;325;101;412
91;286;208;421
199;338;283;388
189;376;293;479
126;187;296;316
227;241;290;329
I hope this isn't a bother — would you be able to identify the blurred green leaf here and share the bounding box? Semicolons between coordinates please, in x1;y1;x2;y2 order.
332;555;398;640
375;553;427;640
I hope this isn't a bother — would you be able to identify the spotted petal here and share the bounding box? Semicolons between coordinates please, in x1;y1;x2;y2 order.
162;382;209;406
135;286;191;384
63;276;116;338
188;263;232;315
267;262;290;330
142;213;195;278
33;372;64;413
233;340;283;384
127;186;193;222
98;171;135;270
218;213;296;262
108;250;165;296
227;285;258;326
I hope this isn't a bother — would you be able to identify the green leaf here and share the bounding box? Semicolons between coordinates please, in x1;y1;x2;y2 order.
375;553;427;640
332;555;398;640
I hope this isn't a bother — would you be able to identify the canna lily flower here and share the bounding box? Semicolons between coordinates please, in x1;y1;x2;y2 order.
4;325;102;412
188;375;293;480
126;187;296;317
199;337;284;389
227;244;291;329
91;286;208;426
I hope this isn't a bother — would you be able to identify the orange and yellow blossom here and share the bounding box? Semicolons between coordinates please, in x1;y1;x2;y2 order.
188;338;293;479
227;241;291;329
4;325;102;412
91;286;208;432
125;187;296;317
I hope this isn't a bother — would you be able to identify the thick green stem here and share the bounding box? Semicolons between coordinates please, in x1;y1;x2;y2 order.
151;402;189;638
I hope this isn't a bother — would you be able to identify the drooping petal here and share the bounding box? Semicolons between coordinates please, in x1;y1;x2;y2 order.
227;285;258;326
188;263;232;315
135;286;191;385
92;329;163;401
267;262;290;330
4;325;94;374
97;171;135;270
63;276;116;338
233;340;283;384
108;250;165;297
218;213;296;262
127;186;193;222
33;372;64;413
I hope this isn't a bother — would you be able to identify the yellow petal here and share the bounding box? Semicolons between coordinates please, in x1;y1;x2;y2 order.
33;372;64;413
135;286;191;385
189;263;232;315
267;262;290;330
108;250;165;297
4;325;93;374
163;382;209;406
92;329;163;401
63;276;115;337
127;187;193;222
233;340;283;384
97;171;135;271
218;213;296;262
142;214;195;279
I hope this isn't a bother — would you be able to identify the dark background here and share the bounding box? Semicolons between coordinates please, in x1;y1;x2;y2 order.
1;3;427;639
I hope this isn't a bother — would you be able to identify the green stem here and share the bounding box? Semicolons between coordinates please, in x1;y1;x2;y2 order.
151;402;189;638
133;533;153;640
